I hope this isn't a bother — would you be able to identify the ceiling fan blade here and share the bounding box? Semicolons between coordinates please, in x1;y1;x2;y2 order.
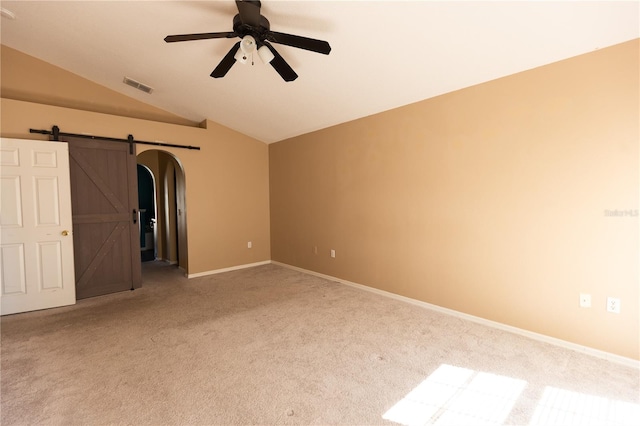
235;0;261;27
165;32;236;43
268;31;331;55
263;41;298;82
211;42;241;78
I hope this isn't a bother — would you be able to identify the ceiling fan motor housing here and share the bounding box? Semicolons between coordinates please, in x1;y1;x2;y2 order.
233;14;270;46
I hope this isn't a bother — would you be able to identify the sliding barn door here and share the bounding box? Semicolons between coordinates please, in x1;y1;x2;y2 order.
64;137;141;299
0;138;76;315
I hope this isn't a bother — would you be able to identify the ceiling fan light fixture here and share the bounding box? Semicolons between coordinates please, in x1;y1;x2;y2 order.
234;48;249;64
257;45;274;63
240;35;256;54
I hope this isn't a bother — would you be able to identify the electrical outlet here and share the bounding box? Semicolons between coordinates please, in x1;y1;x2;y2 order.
330;249;336;258
607;297;621;314
579;293;591;308
247;241;252;249
313;246;318;255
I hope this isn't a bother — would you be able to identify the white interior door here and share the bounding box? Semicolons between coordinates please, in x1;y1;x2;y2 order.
0;138;76;315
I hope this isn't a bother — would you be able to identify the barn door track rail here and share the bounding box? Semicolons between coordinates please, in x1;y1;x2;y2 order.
30;126;201;153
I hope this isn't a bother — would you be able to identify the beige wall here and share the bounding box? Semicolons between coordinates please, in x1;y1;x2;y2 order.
1;45;196;127
270;40;639;360
1;49;271;275
2;40;637;360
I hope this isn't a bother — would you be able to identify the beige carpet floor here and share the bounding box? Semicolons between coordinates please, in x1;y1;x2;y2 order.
1;262;638;425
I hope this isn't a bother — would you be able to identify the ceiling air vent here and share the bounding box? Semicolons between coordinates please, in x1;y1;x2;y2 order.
123;77;153;94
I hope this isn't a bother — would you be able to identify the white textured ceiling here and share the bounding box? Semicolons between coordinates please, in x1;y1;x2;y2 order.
1;1;638;143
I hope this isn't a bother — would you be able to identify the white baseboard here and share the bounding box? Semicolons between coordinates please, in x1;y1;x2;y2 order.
187;260;271;278
272;261;640;370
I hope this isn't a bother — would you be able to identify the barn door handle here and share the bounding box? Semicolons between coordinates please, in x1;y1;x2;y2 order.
133;209;137;224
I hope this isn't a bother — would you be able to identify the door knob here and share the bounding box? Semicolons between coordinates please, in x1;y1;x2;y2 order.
61;230;69;236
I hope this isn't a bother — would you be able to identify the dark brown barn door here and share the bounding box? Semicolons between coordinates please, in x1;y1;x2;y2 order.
63;137;141;299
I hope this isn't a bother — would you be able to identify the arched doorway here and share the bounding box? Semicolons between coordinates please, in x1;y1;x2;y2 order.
136;150;188;273
137;164;156;262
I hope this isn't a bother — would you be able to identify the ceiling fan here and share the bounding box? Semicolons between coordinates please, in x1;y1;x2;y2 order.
164;0;331;82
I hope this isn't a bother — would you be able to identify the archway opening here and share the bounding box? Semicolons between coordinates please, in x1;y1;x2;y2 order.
137;150;188;273
137;164;156;262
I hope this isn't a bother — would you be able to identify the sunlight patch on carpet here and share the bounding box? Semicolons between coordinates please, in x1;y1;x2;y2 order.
529;386;640;426
383;364;527;425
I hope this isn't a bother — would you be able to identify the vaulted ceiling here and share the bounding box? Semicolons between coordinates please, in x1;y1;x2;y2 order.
1;1;638;143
